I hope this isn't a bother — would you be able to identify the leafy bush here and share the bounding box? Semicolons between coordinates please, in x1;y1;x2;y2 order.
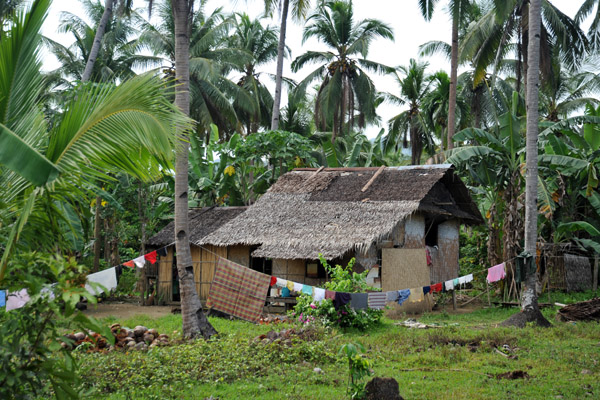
0;253;113;399
291;256;383;330
340;342;373;399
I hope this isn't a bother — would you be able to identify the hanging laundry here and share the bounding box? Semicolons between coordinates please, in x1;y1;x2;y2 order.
276;278;288;288
425;248;433;266
430;282;443;293
325;290;336;301
423;286;431;295
458;274;473;286
313;287;326;302
333;292;351;309
350;293;368;310
0;290;5;307
397;289;410;305
286;281;295;291
270;276;277;287
133;255;146;269
487;263;506;283
302;284;313;296
281;287;291;297
144;251;158;265
6;289;30;311
85;267;118;296
293;282;303;293
453;278;459;287
408;288;424;303
445;279;454;291
157;247;168;257
386;291;399;302
123;260;135;268
367;292;387;310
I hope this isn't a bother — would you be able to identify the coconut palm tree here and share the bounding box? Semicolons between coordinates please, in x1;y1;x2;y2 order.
576;0;600;49
291;0;394;142
386;59;433;165
170;0;217;339
227;13;279;136
460;0;588;92
138;1;240;138
82;0;137;82
0;0;187;281
505;0;550;327
45;0;156;85
264;0;312;131
415;0;474;150
421;70;470;150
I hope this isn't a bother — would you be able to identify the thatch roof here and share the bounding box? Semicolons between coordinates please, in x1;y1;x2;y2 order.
198;165;482;260
146;206;247;248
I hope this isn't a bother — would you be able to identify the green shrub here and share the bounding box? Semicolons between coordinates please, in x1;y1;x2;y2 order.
291;256;383;330
0;253;114;399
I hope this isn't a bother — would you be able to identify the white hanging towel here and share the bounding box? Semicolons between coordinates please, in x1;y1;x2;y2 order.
133;255;146;269
85;267;118;296
458;274;474;286
313;287;326;302
445;279;454;291
275;277;288;288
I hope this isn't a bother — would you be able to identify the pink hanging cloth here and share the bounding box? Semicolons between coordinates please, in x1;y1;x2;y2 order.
487;263;506;283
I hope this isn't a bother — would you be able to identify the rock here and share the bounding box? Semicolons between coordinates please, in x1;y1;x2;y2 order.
158;334;169;340
126;341;136;348
147;328;159;338
74;332;86;341
110;323;121;331
133;326;148;337
134;342;148;351
581;369;592;375
364;377;403;400
313;367;323;374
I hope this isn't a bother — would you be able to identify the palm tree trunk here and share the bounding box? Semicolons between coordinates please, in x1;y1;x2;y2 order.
447;12;459;150
85;0;114;270
172;0;217;339
82;0;114;82
503;0;550;328
270;0;289;131
92;195;102;272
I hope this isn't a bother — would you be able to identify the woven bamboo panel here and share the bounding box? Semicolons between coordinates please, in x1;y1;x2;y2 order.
157;247;173;302
381;248;429;292
192;245;202;295
200;245;226;300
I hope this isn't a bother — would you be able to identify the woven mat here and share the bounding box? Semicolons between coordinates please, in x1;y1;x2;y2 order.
206;257;270;322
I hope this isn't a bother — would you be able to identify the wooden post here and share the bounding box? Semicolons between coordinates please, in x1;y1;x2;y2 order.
593;256;598;294
486;280;491;307
452;290;457;310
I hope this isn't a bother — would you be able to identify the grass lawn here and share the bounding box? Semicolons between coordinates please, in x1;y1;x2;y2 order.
74;293;600;399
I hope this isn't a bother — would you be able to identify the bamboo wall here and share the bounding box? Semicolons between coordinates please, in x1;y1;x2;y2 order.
157;247;173;303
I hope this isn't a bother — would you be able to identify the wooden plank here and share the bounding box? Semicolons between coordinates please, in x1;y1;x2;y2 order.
361;165;386;192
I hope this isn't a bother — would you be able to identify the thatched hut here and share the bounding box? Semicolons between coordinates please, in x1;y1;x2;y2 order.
147;165;482;307
145;206;247;303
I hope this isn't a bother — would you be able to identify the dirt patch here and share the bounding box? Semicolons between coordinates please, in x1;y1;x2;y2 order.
83;302;173;320
496;370;530;380
427;331;518;351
